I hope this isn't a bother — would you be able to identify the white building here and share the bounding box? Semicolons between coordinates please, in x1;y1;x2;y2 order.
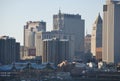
23;21;46;58
91;14;102;57
102;0;120;63
24;21;46;47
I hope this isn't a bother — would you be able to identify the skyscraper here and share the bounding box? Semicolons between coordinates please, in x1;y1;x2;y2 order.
23;21;46;58
35;31;75;60
42;38;69;65
91;14;102;59
102;0;120;63
0;36;20;65
15;42;20;62
24;21;46;47
53;10;85;55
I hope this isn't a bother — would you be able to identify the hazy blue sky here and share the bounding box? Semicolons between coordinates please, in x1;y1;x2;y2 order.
0;0;105;45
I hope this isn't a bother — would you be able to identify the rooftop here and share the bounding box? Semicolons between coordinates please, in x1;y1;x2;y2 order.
94;13;102;24
0;36;14;40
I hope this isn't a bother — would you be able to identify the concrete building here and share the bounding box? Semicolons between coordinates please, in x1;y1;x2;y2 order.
20;46;24;60
24;21;46;47
15;42;20;62
42;38;69;65
20;46;36;60
91;14;102;60
0;36;20;65
84;34;91;53
23;21;46;58
102;0;120;63
53;10;85;55
96;47;102;61
35;31;75;60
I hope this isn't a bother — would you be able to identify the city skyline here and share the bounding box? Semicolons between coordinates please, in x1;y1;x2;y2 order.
0;0;105;45
1;1;120;80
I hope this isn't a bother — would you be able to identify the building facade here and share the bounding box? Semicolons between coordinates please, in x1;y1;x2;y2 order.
23;21;46;58
20;46;36;60
15;42;20;62
35;31;75;60
96;47;102;61
42;38;69;65
24;21;46;47
53;10;85;55
0;36;20;65
84;34;91;53
91;14;102;60
102;0;120;63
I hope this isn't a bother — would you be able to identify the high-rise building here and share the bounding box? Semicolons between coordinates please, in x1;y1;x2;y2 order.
84;34;91;53
35;31;75;60
15;42;20;62
0;36;20;65
53;10;85;55
23;21;46;58
102;0;120;63
42;38;69;65
91;14;102;60
20;46;24;60
24;21;46;47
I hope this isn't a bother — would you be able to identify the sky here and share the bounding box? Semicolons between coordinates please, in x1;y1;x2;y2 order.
0;0;105;45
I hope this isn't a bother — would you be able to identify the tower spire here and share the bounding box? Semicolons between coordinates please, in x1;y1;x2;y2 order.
59;7;61;14
94;13;102;24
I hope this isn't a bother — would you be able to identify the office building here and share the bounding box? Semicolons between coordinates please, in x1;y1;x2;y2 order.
24;21;46;47
15;42;20;62
53;10;85;55
35;31;75;60
20;46;36;60
23;21;46;58
102;0;120;63
42;38;69;65
84;34;91;53
91;14;102;60
20;46;24;60
0;36;20;65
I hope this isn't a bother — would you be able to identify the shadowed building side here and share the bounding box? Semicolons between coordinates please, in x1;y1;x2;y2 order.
0;36;20;65
42;38;69;65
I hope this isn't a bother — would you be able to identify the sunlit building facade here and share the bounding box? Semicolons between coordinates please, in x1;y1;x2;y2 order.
102;0;120;63
91;14;102;59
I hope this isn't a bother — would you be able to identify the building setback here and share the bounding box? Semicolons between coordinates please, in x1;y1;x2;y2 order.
53;10;85;55
102;0;120;63
0;36;20;65
91;13;102;60
42;38;69;65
